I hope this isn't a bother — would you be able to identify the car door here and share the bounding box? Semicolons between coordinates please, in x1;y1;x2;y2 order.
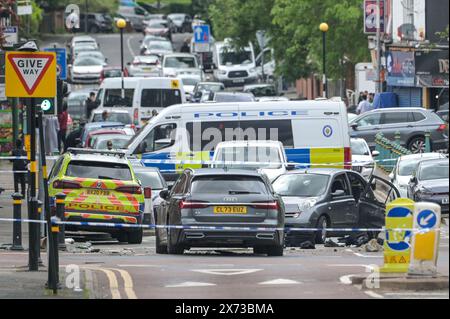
350;112;382;149
378;111;414;144
358;175;400;228
328;173;356;227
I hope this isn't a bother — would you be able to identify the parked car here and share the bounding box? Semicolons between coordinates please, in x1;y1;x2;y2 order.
211;92;256;103
191;82;225;103
117;4;150;32
70;43;98;63
90;109;133;126
162;53;201;78
350;138;378;180
133;166;168;225
142;40;174;57
78;13;114;33
76;51;107;66
91;134;133;150
349;108;449;153
167;13;192;33
144;19;172;40
408;158;449;215
85;129;131;149
140;35;167;55
65;89;94;122
156;169;285;256
70;56;104;84
100;67;129;83
212;140;294;182
80;122;125;147
436;102;449;124
127;55;161;77
69;35;98;50
389;153;447;198
272;169;400;246
243;84;278;99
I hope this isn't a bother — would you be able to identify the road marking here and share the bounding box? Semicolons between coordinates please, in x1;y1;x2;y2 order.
166;282;217;288
339;275;355;285
258;279;301;285
384;292;448;296
110;268;138;299
94;268;121;299
117;264;160;268
191;269;263;276
346;249;381;258
127;35;136;57
365;291;384;299
328;264;375;270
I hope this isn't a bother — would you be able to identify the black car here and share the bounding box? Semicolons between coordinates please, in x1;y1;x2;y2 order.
408;158;449;215
78;13;114;33
156;169;285;256
272;169;400;246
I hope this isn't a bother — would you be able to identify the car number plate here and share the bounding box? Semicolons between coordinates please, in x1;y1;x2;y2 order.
443;197;449;204
214;206;247;214
86;189;110;196
232;79;245;83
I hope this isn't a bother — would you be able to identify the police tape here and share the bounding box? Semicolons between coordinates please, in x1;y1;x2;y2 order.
0;217;440;234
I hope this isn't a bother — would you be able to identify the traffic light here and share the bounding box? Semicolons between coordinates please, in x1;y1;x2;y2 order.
35;97;57;115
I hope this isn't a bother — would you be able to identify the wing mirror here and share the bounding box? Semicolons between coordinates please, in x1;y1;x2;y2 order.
286;163;296;171
410;176;418;185
350;123;359;130
389;172;395;182
160;189;170;200
372;150;380;157
331;190;345;198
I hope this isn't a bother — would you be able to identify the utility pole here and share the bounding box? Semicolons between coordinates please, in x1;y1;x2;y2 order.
376;0;382;94
84;0;88;34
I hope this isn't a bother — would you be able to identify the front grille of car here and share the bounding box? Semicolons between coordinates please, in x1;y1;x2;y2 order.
228;70;248;78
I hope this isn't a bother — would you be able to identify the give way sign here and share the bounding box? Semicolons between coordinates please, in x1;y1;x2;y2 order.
5;52;57;98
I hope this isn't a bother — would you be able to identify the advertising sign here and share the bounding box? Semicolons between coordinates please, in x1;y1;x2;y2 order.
386;50;415;87
0;26;18;48
416;50;449;88
364;0;385;34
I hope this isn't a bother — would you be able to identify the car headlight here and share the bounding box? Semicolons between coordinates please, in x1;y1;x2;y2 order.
298;199;317;212
219;70;227;75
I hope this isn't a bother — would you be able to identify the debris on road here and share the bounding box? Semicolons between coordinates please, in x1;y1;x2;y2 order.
364;239;384;253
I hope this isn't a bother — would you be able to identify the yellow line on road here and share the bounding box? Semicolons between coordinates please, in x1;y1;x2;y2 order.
84;267;121;299
110;268;138;299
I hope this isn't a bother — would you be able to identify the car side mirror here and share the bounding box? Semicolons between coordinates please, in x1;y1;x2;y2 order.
160;189;170;200
351;123;359;130
410;176;417;184
371;150;380;157
389;172;394;182
286;163;296;171
332;190;345;198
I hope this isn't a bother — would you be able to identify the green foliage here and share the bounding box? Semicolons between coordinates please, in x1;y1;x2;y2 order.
208;0;370;82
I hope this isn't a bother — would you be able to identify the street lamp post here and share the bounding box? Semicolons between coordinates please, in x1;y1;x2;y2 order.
116;19;127;100
320;23;329;99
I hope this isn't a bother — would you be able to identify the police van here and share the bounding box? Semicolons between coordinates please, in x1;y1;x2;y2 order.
125;100;352;182
95;77;187;126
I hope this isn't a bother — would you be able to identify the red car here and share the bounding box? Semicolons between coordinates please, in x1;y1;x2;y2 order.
100;67;129;83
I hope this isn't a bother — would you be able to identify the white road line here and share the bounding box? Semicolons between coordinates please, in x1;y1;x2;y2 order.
365;291;384;299
384;292;449;296
166;282;217;288
127;35;136;57
191;269;263;276
117;264;160;268
258;279;301;285
110;268;138;299
339;275;355;285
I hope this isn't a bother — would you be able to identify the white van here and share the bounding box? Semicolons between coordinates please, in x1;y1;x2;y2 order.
95;77;187;126
212;39;258;87
125;100;352;182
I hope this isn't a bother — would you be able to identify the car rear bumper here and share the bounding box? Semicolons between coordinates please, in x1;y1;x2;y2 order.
175;228;284;248
71;76;101;84
64;211;142;233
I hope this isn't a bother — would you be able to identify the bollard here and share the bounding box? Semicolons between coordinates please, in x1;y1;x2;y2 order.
48;216;60;295
381;198;415;273
56;193;67;251
36;200;44;267
385;144;393;173
394;131;401;145
409;202;441;276
424;131;431;153
11;193;24;251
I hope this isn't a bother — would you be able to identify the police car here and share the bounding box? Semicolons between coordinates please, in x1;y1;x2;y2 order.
48;149;150;244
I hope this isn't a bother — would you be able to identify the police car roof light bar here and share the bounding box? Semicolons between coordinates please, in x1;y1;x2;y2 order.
67;148;127;158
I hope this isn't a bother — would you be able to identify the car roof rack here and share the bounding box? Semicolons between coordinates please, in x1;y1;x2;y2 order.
67;148;127;159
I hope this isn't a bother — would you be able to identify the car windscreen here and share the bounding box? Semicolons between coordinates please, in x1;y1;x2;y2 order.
65;161;132;181
149;41;172;51
103;89;134;107
191;175;269;195
93;113;132;124
135;171;164;189
418;162;449;181
247;86;277;97
351;140;370;156
215;146;282;169
140;89;182;108
74;57;103;66
272;174;329;197
398;157;441;176
165;56;196;68
104;69;122;78
197;83;224;92
95;136;131;150
219;48;253;65
182;78;199;86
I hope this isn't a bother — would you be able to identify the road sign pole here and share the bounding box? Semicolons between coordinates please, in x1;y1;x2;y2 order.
27;98;39;271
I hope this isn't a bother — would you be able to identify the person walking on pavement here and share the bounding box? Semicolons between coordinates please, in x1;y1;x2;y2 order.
10;139;28;197
58;103;69;153
356;94;373;115
65;121;86;151
85;92;98;120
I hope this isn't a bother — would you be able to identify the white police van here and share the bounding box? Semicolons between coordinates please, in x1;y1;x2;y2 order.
125;100;352;182
95;77;187;126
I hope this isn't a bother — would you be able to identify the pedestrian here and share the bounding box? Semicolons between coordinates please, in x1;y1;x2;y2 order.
10;139;28;197
65;120;86;151
368;93;375;104
85;92;98;120
180;38;190;53
357;92;364;104
58;103;69;153
102;110;109;122
356;94;373;115
107;140;113;150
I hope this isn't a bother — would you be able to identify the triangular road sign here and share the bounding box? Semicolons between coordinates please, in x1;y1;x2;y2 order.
5;52;56;97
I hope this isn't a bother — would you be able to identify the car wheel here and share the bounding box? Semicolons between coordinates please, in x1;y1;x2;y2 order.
155;229;167;254
127;229;143;244
266;245;284;257
253;247;266;255
408;136;426;154
167;228;184;255
315;215;329;244
115;232;128;243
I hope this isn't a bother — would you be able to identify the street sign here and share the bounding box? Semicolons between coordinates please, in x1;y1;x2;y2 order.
193;43;210;53
17;0;33;15
256;30;267;49
364;0;385;34
44;48;67;80
36;97;57;115
5;52;57;98
193;25;210;44
0;26;18;48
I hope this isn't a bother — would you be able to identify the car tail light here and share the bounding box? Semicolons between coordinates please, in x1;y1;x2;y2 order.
53;180;81;189
179;201;209;209
344;147;352;170
117;186;143;194
251;201;279;210
437;124;447;132
144;187;152;199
